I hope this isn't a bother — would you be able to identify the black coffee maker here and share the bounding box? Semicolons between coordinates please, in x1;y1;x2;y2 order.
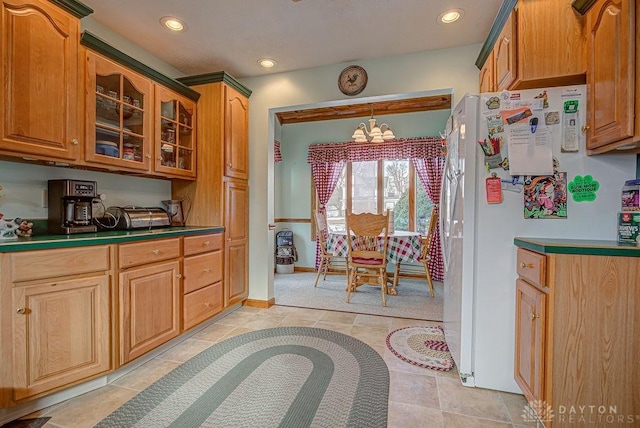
48;179;98;234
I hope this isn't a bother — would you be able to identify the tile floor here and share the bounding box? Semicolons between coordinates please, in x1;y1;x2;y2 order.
17;305;536;428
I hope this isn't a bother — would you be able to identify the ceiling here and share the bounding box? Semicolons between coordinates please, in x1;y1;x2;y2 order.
80;0;502;79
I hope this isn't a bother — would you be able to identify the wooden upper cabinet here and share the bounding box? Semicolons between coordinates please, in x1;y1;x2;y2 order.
84;51;153;171
494;11;517;91
479;50;495;93
586;0;639;153
155;85;197;179
0;0;81;161
224;85;249;180
514;0;586;89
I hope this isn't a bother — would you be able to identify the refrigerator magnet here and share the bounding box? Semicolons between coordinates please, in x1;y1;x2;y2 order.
486;173;503;204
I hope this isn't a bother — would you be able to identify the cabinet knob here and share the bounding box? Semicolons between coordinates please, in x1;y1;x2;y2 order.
204;241;210;246
204;302;211;307
157;157;162;161
176;273;183;279
530;312;540;320
520;262;533;269
146;153;151;159
153;249;160;255
71;138;79;145
581;125;590;133
227;238;232;242
228;163;232;168
16;307;26;315
204;267;211;273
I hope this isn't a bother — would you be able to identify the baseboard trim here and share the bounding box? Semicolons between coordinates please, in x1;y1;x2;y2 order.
243;298;275;308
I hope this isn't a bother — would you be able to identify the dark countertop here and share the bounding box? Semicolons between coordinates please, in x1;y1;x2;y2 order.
0;226;224;252
514;237;640;257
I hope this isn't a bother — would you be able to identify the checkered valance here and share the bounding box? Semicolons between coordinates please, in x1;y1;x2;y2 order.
307;137;443;164
274;140;282;163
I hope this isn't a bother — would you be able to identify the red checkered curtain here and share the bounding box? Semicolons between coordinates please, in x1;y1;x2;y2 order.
274;140;282;163
413;156;444;281
311;161;345;269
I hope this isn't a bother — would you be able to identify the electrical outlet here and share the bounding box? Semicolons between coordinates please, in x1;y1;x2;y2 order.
42;189;48;208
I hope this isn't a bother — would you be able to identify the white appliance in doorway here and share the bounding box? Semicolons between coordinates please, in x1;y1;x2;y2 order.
439;86;636;393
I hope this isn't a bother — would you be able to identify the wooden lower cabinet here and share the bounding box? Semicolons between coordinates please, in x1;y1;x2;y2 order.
514;278;546;404
119;259;181;364
12;275;111;401
514;244;640;426
224;178;248;306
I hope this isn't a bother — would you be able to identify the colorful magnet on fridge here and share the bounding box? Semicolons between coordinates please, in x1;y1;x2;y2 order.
530;117;539;133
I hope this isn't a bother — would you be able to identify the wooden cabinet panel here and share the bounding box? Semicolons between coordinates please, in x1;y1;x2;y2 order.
118;237;180;269
0;0;81;161
154;85;197;179
494;11;517;91
184;233;223;256
183;282;223;330
224;178;248;306
12;275;110;401
224;85;249;180
479;50;494;93
84;51;153;171
119;259;180;364
9;246;110;282
183;251;222;294
514;278;545;404
586;0;639;153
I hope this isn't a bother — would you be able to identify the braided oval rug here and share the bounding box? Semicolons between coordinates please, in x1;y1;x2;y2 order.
386;325;454;371
96;327;389;428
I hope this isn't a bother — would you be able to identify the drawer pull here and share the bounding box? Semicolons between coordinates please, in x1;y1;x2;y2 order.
176;273;183;279
530;312;540;320
204;241;210;246
153;249;160;255
16;307;26;315
204;268;211;273
520;262;534;269
204;302;211;307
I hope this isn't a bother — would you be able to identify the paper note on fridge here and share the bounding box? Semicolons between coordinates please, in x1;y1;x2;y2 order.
507;125;553;175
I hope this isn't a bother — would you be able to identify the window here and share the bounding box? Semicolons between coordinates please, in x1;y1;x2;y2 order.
318;160;433;233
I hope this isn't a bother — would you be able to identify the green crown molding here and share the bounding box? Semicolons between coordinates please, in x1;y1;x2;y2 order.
475;0;518;70
571;0;597;15
177;72;252;98
49;0;93;18
80;31;200;101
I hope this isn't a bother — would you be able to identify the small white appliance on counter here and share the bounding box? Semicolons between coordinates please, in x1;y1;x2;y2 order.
439;85;636;392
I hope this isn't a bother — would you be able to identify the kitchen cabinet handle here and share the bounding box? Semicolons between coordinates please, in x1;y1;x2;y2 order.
146;153;151;159
581;125;590;133
530;312;540;320
176;273;183;279
227;238;232;242
520;262;533;269
16;307;26;315
71;138;79;145
204;268;211;273
228;163;232;168
204;302;211;307
204;241;210;246
153;249;160;255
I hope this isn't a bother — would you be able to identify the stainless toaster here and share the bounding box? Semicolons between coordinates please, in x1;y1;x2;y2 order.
105;206;171;229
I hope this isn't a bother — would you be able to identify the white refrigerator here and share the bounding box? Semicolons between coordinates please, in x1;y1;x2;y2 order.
439;85;636;393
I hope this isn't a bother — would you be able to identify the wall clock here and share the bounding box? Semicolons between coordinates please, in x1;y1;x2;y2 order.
338;65;368;96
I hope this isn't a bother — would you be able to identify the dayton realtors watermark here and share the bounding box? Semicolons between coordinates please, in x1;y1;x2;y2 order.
523;401;640;425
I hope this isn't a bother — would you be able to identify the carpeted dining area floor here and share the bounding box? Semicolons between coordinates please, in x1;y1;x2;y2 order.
274;272;443;321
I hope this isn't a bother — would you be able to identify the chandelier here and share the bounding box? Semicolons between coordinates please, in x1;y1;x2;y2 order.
351;110;395;143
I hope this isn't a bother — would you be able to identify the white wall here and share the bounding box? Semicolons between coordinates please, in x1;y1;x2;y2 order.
240;44;482;301
277;110;451;268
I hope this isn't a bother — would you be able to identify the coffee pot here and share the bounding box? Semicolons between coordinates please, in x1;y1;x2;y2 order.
162;197;191;226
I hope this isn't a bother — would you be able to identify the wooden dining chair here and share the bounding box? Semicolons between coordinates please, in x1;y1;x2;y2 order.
313;209;344;287
345;209;390;306
419;210;439;298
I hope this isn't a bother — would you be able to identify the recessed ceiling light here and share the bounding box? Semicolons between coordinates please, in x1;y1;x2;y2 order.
438;9;464;24
160;16;186;32
258;58;277;68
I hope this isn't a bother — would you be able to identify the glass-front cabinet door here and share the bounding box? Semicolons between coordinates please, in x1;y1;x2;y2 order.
154;86;196;179
85;51;152;171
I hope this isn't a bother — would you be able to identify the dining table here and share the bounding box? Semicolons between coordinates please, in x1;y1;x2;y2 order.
327;230;423;294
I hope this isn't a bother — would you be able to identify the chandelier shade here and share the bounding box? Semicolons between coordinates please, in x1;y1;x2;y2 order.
352;111;395;143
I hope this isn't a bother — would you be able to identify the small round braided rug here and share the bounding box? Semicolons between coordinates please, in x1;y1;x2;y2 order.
385;326;454;371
